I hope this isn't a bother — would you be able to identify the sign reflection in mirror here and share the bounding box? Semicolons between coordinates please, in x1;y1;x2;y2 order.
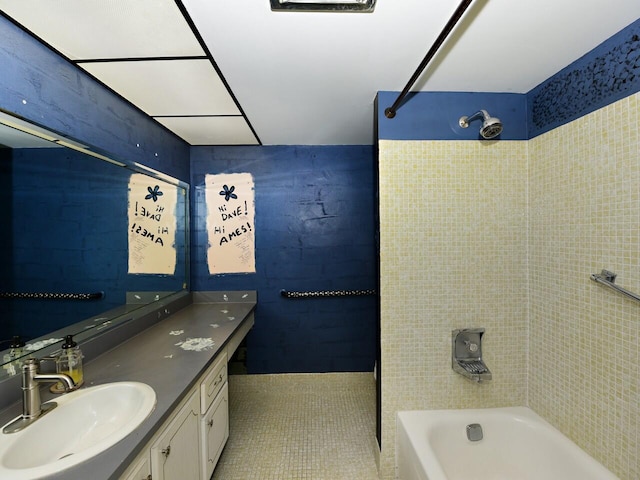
0;115;188;374
128;173;179;275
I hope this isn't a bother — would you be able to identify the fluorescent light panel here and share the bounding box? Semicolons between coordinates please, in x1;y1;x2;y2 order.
154;117;258;146
271;0;376;12
0;0;204;59
79;60;240;117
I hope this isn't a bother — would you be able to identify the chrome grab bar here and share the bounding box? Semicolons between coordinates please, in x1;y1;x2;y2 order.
590;270;640;304
280;289;376;299
0;291;104;300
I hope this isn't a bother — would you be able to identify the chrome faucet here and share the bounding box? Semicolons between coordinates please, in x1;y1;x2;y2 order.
3;358;77;434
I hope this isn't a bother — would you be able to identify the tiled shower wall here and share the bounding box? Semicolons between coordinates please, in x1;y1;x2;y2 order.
378;140;529;479
528;91;640;479
378;94;640;480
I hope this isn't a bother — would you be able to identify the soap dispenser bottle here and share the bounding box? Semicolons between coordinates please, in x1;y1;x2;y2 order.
8;336;25;360
53;335;83;392
2;336;25;376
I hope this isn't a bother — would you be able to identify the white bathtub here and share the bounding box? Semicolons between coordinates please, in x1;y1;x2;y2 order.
396;407;619;480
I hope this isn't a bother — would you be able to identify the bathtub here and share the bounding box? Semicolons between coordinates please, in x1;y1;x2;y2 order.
396;407;619;480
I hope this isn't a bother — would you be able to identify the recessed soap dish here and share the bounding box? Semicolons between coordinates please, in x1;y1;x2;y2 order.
452;328;492;383
458;360;489;375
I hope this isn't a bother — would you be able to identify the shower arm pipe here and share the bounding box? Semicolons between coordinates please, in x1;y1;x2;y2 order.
384;0;475;119
461;109;489;125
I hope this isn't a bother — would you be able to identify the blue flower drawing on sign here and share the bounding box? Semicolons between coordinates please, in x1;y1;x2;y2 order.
145;185;163;202
219;184;237;201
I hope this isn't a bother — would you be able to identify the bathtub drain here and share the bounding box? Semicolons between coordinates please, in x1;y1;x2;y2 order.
466;423;483;441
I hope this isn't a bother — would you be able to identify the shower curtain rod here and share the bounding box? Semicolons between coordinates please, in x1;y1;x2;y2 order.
384;0;475;119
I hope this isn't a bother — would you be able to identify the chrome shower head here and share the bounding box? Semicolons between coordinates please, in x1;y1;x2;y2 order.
458;109;503;139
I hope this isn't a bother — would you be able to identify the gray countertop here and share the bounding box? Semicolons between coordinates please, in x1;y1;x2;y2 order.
0;291;256;480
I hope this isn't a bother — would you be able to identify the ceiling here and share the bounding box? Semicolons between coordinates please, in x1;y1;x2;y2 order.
1;0;639;146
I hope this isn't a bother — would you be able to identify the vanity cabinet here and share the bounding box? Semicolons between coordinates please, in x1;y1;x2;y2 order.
119;310;253;480
120;350;232;480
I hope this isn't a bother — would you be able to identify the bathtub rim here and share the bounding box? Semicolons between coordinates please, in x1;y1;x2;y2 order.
395;406;619;480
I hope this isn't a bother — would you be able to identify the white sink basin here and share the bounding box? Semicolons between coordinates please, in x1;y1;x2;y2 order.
0;382;156;479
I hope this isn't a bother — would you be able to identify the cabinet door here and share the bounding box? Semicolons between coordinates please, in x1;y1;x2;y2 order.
201;383;229;480
151;390;201;480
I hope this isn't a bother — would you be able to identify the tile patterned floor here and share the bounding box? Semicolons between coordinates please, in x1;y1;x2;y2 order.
212;372;379;480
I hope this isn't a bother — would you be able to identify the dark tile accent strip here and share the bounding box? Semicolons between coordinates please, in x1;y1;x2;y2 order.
528;18;640;138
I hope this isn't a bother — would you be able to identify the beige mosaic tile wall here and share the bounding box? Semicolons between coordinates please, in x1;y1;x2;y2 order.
528;92;640;480
378;140;529;479
378;92;639;480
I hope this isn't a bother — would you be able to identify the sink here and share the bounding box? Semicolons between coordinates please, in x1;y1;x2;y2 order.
0;382;156;479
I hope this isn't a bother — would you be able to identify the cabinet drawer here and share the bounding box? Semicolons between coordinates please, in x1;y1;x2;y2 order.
200;351;227;414
200;382;229;480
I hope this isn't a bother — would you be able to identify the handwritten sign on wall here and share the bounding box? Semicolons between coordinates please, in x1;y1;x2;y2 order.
205;173;255;274
128;173;177;274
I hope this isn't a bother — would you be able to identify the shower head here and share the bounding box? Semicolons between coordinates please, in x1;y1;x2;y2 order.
458;109;503;139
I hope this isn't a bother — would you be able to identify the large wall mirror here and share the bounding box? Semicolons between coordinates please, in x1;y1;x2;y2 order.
0;110;189;378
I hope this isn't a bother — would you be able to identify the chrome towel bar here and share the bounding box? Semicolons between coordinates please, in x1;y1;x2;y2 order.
590;270;640;304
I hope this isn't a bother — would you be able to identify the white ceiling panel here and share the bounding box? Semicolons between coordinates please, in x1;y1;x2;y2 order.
0;0;204;59
155;117;258;145
80;59;240;116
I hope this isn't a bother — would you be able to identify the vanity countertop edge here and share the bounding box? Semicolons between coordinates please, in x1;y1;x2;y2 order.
0;290;256;480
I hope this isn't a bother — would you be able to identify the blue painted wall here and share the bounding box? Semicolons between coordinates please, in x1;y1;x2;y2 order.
377;91;527;141
1;147;126;339
191;146;377;373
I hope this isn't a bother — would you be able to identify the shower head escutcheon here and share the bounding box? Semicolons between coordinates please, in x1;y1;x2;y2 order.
458;109;503;139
